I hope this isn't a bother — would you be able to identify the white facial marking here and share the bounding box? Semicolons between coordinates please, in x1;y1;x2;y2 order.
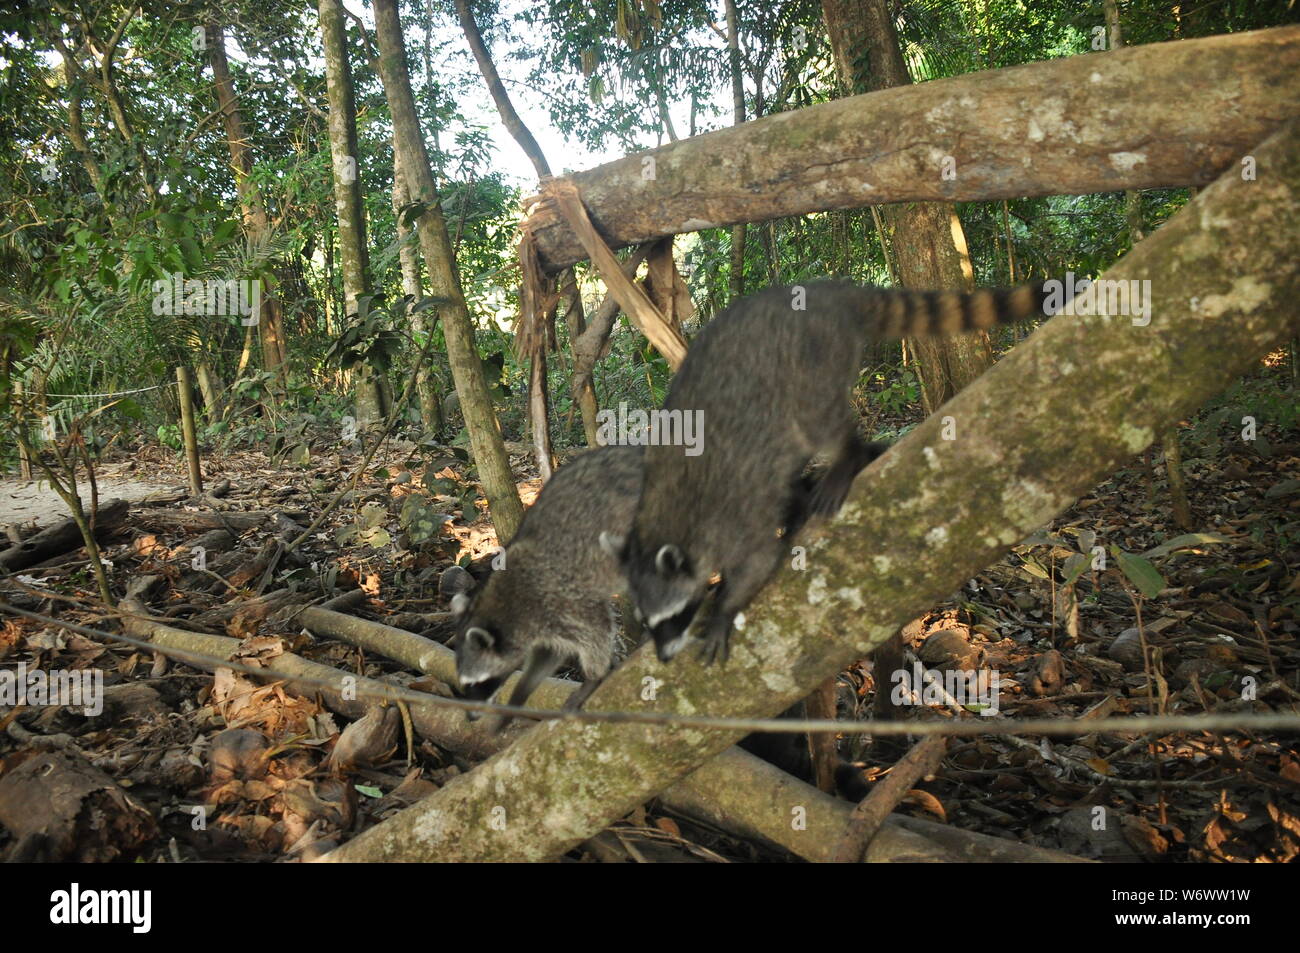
659;632;692;660
647;595;694;629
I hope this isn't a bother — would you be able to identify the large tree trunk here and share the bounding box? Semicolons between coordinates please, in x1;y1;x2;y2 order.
373;0;524;542
559;272;600;447
321;119;1300;862
392;145;445;438
48;39;107;197
319;0;386;428
523;26;1300;272
452;0;557;473
823;0;990;411
205;23;288;390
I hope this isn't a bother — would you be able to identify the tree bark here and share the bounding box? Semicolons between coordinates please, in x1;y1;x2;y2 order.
373;0;524;542
205;22;289;389
523;26;1300;273
321;119;1300;862
294;604;1081;862
559;271;600;446
392;145;445;437
48;38;107;197
451;0;555;473
320;0;386;428
1104;0;1195;534
528;352;554;480
453;0;549;179
823;0;990;412
0;498;129;573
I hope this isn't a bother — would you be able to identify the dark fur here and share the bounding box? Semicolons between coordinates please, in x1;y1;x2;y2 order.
443;445;644;729
615;280;1052;664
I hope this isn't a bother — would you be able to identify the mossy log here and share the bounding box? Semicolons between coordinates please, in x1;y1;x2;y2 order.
322;120;1300;862
527;26;1300;272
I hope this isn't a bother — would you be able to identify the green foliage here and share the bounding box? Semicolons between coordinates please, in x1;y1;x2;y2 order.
155;422;182;450
865;367;920;415
1111;546;1166;600
0;0;1293;475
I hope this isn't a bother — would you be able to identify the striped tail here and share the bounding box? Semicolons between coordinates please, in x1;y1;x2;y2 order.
864;282;1054;339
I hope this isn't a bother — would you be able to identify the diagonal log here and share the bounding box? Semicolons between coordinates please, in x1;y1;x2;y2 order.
104;597;1085;862
525;25;1300;273
322;121;1300;862
543;179;688;367
297;604;1084;861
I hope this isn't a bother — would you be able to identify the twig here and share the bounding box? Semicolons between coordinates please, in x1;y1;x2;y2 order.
831;735;946;862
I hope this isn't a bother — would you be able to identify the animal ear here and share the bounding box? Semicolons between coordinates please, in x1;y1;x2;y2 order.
450;592;471;616
655;544;686;576
464;626;494;652
440;565;478;601
598;531;626;560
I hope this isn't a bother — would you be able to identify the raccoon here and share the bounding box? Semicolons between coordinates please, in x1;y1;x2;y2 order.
440;444;645;727
602;280;1052;665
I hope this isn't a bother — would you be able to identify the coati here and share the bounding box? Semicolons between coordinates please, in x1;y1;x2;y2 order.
440;444;644;727
602;280;1052;665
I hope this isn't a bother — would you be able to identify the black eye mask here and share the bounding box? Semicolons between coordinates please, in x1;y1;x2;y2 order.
455;675;505;721
650;600;703;662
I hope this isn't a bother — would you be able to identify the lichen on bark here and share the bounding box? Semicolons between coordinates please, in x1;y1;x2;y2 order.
323;120;1300;864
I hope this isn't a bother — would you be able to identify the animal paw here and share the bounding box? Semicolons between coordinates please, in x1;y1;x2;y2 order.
697;628;731;666
806;477;852;518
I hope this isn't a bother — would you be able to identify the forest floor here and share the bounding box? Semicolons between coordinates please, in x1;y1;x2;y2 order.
0;371;1297;864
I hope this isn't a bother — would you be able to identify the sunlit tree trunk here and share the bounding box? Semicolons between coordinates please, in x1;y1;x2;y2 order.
822;0;992;413
454;0;594;454
319;0;386;428
205;22;289;393
374;0;524;541
393;145;445;438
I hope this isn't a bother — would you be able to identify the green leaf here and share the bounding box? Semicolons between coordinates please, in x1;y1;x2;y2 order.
1142;533;1232;560
1062;552;1089;586
212;219;239;244
1112;547;1165;599
1020;556;1050;580
355;784;383;799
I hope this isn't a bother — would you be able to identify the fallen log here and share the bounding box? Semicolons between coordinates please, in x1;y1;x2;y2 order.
119;598;509;762
831;735;947;862
132;509;281;534
319;119;1300;862
526;25;1300;272
0;498;129;573
300;603;1084;862
299;605;449;674
666;746;1087;864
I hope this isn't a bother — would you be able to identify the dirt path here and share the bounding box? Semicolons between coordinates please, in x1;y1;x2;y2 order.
0;479;184;529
